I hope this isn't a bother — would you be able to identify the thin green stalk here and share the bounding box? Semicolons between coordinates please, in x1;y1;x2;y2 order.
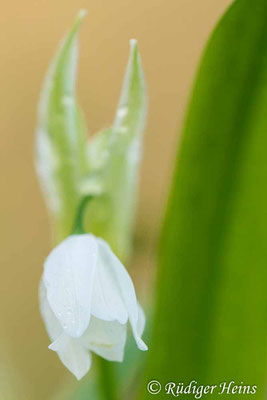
97;358;118;400
71;195;93;234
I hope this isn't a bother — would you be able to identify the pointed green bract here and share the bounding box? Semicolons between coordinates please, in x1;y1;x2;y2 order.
140;0;267;398
84;40;147;261
36;25;147;256
35;10;88;242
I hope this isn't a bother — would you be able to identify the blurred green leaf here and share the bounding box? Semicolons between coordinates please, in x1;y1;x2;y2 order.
83;39;147;261
35;10;88;242
140;0;267;398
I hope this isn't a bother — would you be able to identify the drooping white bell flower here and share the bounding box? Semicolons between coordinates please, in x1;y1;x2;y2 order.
39;234;147;380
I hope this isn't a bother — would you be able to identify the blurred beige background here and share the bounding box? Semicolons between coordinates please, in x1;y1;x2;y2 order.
0;1;231;398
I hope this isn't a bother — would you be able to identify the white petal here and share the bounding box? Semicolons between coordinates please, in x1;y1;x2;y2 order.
49;334;92;380
43;234;98;338
81;316;127;362
95;239;147;351
48;332;70;352
91;242;128;324
40;279;91;380
39;277;63;341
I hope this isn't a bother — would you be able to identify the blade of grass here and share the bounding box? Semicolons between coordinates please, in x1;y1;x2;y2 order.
140;0;267;398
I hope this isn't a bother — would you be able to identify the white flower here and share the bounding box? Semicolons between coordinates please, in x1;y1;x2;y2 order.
39;234;147;380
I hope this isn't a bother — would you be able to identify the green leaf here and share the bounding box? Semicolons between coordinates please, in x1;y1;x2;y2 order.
140;0;267;398
83;39;147;261
35;10;88;242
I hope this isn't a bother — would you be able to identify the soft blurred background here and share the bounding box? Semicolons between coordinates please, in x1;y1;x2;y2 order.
0;1;231;398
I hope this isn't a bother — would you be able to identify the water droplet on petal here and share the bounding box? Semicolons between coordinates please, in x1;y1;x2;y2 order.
117;106;127;119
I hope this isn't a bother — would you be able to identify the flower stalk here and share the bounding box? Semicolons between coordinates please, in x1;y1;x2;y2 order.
71;195;93;234
97;358;118;400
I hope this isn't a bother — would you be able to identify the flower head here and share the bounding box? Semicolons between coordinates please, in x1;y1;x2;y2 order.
39;234;147;380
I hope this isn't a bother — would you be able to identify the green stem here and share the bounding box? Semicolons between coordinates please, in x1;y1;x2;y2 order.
97;357;118;400
71;195;93;234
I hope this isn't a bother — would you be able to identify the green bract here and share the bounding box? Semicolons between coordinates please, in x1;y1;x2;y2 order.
84;39;147;261
35;12;147;259
36;11;88;242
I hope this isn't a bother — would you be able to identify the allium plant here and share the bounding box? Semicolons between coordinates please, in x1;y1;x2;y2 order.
35;9;148;392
